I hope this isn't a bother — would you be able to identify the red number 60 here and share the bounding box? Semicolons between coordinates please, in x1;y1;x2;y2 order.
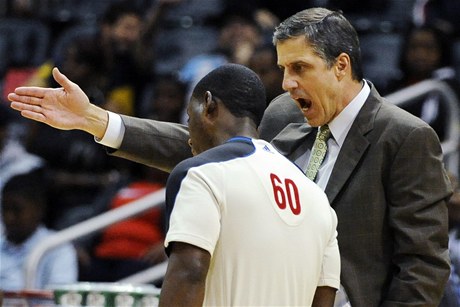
270;173;301;215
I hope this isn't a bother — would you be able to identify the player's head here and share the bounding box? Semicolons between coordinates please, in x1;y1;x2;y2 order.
187;64;266;155
1;168;47;245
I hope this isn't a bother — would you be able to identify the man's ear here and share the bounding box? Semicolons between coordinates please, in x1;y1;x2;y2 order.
204;91;218;118
334;52;350;80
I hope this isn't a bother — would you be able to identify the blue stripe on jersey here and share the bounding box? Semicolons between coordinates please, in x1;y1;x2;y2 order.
164;137;257;239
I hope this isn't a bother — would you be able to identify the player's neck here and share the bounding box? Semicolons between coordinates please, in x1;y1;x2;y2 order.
217;118;259;143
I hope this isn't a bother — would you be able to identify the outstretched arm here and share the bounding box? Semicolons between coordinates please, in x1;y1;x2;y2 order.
8;67;109;139
8;67;192;173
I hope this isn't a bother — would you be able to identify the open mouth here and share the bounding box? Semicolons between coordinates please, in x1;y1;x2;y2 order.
297;98;312;111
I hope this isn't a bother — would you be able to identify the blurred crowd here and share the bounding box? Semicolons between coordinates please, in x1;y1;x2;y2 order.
1;0;460;298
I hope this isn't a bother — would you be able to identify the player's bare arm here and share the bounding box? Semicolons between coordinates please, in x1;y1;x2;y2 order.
312;286;337;307
159;242;210;307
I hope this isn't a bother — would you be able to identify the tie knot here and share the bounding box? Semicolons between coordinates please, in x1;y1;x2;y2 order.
317;125;331;142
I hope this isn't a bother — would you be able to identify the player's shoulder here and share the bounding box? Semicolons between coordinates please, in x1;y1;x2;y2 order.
171;138;257;177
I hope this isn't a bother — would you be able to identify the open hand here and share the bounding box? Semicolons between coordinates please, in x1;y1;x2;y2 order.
8;67;108;138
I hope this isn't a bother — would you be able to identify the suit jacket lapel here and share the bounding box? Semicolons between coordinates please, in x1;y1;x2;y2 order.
325;86;382;205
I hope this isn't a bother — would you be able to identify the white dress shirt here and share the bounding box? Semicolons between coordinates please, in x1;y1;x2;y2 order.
94;111;125;149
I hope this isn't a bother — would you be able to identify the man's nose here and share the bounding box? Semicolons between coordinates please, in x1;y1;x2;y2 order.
282;74;298;91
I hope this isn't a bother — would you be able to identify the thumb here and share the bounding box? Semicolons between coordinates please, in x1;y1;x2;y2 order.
52;67;76;91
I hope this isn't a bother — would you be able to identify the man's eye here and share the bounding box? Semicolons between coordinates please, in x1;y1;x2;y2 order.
293;65;304;73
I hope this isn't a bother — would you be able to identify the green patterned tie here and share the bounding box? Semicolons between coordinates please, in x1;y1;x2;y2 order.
306;125;331;181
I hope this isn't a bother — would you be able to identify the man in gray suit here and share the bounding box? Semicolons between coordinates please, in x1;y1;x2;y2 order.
9;7;452;307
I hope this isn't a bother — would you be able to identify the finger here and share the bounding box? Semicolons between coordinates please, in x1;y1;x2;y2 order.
11;86;47;98
52;67;76;92
10;101;47;123
8;93;44;106
20;109;47;123
10;101;43;113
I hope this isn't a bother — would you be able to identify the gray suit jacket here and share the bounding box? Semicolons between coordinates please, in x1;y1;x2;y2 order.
114;85;451;307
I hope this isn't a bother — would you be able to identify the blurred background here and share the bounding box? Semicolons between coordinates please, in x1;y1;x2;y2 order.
1;0;460;302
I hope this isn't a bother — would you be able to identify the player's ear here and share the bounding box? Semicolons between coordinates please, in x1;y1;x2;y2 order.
204;91;218;118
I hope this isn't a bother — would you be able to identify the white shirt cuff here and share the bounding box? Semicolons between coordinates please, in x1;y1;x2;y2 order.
94;111;125;149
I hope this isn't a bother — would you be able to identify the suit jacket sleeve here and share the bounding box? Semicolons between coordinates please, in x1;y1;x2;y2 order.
110;115;192;173
383;123;451;306
111;93;303;173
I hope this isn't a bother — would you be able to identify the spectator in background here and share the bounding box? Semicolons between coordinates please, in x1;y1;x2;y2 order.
96;0;153;116
26;35;107;106
78;164;166;284
223;0;312;23
382;23;460;141
413;0;460;38
179;10;263;103
5;0;36;19
0;168;78;290
0;103;43;235
97;0;182;116
24;119;121;230
140;73;187;123
25;0;180;116
0;103;43;198
248;44;284;105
